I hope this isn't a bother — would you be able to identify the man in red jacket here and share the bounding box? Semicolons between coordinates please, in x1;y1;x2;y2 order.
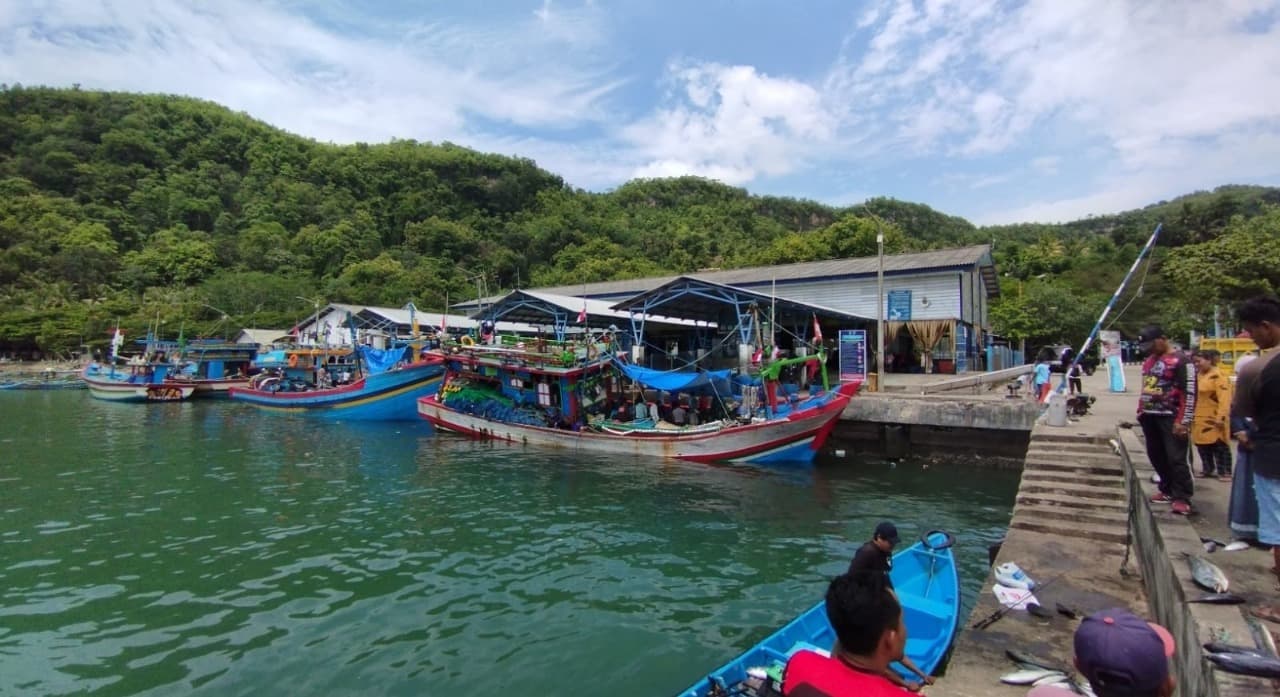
1136;325;1197;515
782;573;915;696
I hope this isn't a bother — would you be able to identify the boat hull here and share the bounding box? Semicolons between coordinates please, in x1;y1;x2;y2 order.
83;378;195;403
180;377;252;398
228;360;445;421
418;383;856;464
676;531;960;696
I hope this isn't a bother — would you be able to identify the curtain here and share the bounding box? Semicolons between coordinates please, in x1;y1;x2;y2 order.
907;320;948;373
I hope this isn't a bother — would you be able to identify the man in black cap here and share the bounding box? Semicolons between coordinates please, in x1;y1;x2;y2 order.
1136;325;1196;515
847;521;900;587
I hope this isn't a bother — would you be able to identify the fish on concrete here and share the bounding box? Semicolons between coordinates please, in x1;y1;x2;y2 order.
1223;540;1251;552
1001;668;1067;684
1206;652;1280;678
1247;616;1278;657
1006;649;1069;673
1186;593;1246;605
1185;553;1230;593
1204;641;1269;657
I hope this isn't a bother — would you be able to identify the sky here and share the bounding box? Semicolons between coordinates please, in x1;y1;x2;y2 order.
3;0;1280;225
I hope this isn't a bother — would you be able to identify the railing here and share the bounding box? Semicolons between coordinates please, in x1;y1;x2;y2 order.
918;364;1034;395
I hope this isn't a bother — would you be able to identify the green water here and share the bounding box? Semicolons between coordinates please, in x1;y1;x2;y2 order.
0;392;1019;696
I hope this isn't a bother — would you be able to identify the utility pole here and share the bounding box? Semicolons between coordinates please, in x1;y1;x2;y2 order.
876;219;885;392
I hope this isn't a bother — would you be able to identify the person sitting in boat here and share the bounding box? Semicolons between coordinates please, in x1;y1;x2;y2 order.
845;522;935;691
633;398;650;422
782;572;915;696
671;400;688;426
613;399;633;422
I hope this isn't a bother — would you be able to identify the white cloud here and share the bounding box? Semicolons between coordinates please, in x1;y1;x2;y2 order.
0;0;620;144
623;62;837;184
1030;156;1059;175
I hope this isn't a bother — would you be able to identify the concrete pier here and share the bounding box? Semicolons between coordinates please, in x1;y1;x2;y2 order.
939;366;1276;696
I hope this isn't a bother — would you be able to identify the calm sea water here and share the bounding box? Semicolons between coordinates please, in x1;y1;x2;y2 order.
0;392;1018;696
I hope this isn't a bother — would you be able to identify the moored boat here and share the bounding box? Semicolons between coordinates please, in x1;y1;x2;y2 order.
228;345;445;420
417;337;860;464
81;361;196;403
158;339;259;398
675;531;960;696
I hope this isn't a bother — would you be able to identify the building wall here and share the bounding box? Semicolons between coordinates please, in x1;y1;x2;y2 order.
746;270;964;322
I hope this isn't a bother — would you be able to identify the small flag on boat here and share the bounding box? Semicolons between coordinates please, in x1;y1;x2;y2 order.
751;347;763;364
577;303;587;324
110;328;124;360
812;314;823;343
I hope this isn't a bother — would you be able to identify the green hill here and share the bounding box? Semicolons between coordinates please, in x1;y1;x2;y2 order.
1;86;1277;355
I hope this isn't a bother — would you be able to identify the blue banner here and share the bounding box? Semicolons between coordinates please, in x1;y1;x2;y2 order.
888;290;912;320
955;324;968;372
838;330;867;383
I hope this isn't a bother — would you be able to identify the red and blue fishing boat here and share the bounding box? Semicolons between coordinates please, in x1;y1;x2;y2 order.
417;336;860;464
229;344;445;421
81;359;195;403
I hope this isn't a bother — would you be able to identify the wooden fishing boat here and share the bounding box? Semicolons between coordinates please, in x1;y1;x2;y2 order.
229;346;445;421
417;337;861;465
155;339;259;398
81;362;196;403
676;531;960;696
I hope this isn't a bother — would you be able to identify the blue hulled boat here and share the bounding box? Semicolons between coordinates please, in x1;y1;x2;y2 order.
229;345;445;421
677;530;960;696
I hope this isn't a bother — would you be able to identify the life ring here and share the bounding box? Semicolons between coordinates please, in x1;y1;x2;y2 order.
460;335;475;346
287;354;299;368
921;530;955;550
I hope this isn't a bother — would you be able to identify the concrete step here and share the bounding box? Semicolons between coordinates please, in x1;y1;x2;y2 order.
1016;492;1128;512
1024;452;1121;468
1028;447;1119;461
1027;439;1113;453
1029;433;1111;445
1021;470;1124;487
1019;482;1127;503
1010;517;1129;545
1023;460;1124;477
1012;502;1126;529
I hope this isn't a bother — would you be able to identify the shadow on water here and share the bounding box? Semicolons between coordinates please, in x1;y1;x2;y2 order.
0;393;1019;697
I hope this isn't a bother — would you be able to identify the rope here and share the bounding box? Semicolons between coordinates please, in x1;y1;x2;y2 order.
1105;252;1155;330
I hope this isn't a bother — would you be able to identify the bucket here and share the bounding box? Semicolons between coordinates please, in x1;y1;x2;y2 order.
1046;392;1069;427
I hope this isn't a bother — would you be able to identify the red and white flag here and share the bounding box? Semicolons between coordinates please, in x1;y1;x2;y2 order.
577;304;587;324
812;314;823;343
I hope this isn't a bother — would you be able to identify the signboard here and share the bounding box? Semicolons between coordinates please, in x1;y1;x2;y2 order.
838;329;867;383
955;324;969;372
1099;330;1122;359
887;290;912;321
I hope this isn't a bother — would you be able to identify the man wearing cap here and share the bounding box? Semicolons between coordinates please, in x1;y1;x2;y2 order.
1136;325;1197;515
1028;608;1175;697
848;522;900;585
845;523;936;691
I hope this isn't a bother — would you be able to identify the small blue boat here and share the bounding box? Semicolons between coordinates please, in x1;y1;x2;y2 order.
229;346;445;421
676;530;960;696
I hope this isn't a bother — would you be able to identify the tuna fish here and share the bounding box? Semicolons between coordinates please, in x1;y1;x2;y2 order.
1203;641;1268;657
1001;668;1067;685
1247;616;1278;657
1186;593;1246;605
1185;553;1230;593
1207;652;1280;678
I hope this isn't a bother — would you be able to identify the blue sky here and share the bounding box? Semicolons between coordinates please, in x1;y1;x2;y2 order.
3;0;1280;224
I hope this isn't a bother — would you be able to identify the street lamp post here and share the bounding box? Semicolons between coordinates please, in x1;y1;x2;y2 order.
876;221;885;392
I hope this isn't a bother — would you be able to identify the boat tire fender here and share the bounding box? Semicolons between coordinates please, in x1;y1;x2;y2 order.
287;354;299;368
922;530;955;550
460;335;475;346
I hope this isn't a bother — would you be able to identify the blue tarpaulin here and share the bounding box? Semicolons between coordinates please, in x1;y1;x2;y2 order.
360;346;409;375
613;362;734;395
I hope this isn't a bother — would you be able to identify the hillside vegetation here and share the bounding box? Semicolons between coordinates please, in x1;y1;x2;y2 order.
2;86;1278;355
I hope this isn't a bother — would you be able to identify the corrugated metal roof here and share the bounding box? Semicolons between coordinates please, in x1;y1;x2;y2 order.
479;289;707;329
610;276;874;325
455;244;995;307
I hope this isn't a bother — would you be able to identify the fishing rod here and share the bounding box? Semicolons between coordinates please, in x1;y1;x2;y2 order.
1047;222;1164;402
971;575;1063;630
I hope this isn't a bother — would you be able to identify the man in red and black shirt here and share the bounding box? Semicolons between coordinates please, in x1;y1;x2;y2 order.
1137;325;1196;515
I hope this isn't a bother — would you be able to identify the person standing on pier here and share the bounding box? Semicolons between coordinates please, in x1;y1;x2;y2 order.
1136;326;1196;516
1191;349;1232;480
1231;296;1280;587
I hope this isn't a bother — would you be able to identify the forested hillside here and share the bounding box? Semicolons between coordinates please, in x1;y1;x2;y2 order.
1;86;1278;356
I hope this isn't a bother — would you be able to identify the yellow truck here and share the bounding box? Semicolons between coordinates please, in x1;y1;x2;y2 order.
1198;336;1259;377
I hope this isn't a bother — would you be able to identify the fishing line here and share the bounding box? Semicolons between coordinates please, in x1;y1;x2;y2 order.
1105;252;1155;330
